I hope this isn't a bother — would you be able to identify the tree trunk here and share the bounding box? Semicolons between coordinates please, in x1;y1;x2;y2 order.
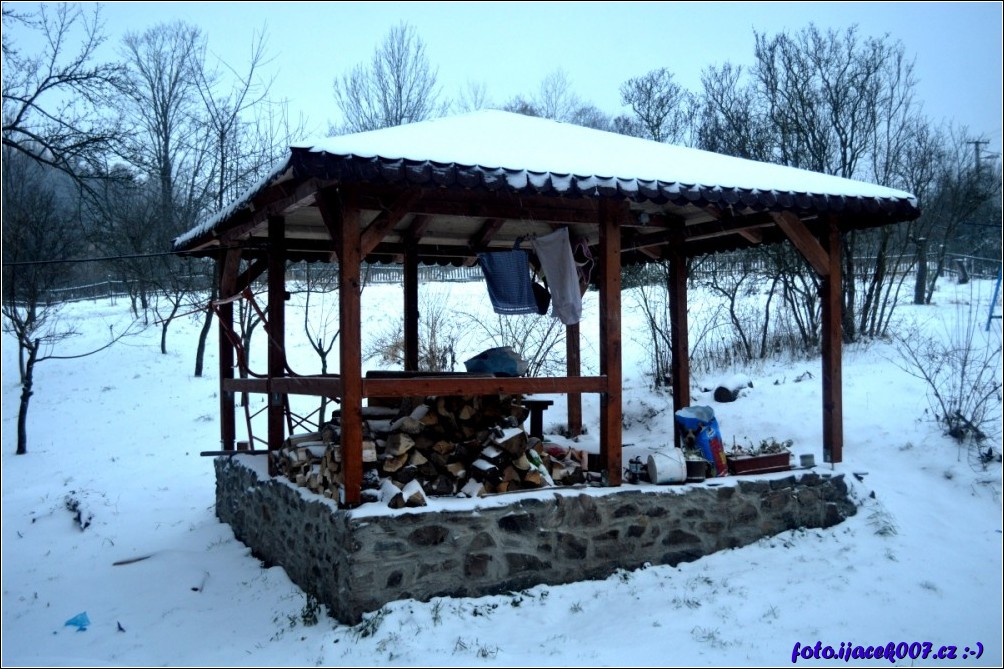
160;300;181;355
841;232;857;343
16;339;39;455
914;237;928;305
859;229;889;338
194;306;213;376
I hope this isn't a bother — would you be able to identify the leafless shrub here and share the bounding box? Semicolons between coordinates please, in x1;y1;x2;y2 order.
893;292;1003;467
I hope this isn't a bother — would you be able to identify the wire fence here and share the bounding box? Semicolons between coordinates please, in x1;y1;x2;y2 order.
37;253;1000;306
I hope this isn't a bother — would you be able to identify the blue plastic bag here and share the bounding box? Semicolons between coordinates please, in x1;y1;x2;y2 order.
65;611;90;631
675;406;728;476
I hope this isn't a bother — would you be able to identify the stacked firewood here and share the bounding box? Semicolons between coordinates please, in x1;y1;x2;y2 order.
273;394;586;507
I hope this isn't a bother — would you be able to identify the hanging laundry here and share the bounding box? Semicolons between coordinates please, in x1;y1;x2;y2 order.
477;250;539;315
532;227;582;325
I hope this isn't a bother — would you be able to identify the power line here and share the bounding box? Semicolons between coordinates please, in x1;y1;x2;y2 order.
1;248;224;268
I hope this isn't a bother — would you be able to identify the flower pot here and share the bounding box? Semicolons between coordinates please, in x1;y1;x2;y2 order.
726;452;792;475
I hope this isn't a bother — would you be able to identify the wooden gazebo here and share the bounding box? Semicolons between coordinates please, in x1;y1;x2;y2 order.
173;110;919;507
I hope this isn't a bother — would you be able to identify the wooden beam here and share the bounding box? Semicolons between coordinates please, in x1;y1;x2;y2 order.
349;188;602;226
668;236;690;442
364;375;607;398
234;258;267;294
598;199;623;486
266;216;286;475
566;322;582;437
403;241;419;371
772;211;830;277
360;190;422;256
218;178;326;246
820;217;843;464
407;214;433;241
737;227;764;244
468;218;507;249
218;248;241;451
338;205;363;507
315;186;344;261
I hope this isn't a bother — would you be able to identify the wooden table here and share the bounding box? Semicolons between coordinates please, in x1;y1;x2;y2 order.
522;398;554;439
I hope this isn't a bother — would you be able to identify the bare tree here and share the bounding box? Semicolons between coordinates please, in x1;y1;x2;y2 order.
501;69;612;130
697;63;773;160
1;149;135;454
701;23;929;341
455;79;490;113
121;21;208;232
331;22;444;133
619;67;695;144
1;3;126;187
190;28;308;377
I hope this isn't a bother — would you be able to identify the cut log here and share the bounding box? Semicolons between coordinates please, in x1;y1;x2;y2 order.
494;427;528;457
428;474;455;497
410;404;430;422
446;461;467;479
390;415;424;435
471;458;499;482
461;478;486;498
432;440;455;456
402;480;428;507
321;424;338;444
385;433;415;457
381;452;409;474
380;478;405;509
481;445;505;465
522;469;544;488
287;431;323;447
392;465;418;485
362;441;378;463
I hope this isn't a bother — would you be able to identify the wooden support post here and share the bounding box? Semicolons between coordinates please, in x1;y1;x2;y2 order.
218;248;241;452
820;218;843;464
267;217;287;475
598;200;623;486
565;321;582;437
338;205;364;507
403;242;419;371
668;238;690;446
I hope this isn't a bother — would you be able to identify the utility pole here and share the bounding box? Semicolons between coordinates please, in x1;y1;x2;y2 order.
966;138;989;175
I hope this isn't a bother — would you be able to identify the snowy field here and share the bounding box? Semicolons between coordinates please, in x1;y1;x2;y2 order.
2;277;1001;667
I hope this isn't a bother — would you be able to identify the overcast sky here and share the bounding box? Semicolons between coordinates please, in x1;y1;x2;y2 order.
19;2;1004;156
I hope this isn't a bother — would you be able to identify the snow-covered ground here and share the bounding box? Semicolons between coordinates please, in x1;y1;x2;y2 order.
2;277;1001;667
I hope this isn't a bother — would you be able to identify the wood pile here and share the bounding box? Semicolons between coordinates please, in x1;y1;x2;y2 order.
273;394;587;507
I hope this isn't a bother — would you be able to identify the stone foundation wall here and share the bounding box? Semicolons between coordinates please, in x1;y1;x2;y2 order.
215;457;857;624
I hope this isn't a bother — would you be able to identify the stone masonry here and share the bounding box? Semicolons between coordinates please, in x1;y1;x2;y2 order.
214;456;857;624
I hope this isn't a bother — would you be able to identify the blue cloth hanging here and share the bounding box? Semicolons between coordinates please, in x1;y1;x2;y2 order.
477;250;539;315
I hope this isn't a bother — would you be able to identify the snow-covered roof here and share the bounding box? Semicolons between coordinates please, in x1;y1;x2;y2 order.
173;110;919;255
300;110;914;200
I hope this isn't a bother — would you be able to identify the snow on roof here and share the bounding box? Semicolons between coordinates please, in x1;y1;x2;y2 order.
302;110;915;201
174;110;917;250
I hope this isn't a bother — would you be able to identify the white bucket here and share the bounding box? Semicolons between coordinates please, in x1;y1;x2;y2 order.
647;448;687;484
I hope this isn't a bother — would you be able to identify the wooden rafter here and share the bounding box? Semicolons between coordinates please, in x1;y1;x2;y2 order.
350;188;601;226
360;189;422;256
314;187;344;261
218;178;326;246
468;218;507;249
772;211;830;276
